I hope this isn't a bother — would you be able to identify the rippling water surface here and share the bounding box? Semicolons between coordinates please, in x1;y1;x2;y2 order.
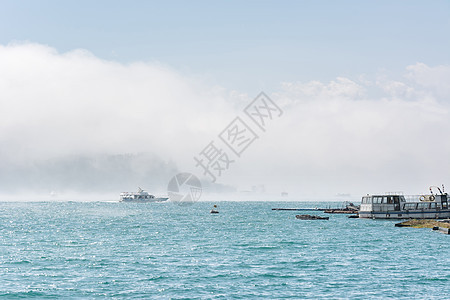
1;201;449;299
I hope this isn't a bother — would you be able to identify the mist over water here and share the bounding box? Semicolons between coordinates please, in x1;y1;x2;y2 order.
0;153;177;194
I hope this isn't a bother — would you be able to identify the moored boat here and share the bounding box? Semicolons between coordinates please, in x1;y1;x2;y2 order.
359;185;450;219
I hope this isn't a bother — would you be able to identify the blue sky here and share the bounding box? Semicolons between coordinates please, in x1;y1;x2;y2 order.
1;0;449;93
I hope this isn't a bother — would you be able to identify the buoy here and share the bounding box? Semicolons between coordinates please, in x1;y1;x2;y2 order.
210;204;219;214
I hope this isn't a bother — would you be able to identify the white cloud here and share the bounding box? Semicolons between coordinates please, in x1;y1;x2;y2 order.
279;77;366;104
405;62;450;97
1;42;450;199
0;43;240;167
239;67;450;198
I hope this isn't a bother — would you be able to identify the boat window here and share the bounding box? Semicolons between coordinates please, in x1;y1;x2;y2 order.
417;203;428;209
404;203;417;210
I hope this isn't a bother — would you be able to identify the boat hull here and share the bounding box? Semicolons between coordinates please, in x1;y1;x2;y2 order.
359;210;450;219
120;197;169;203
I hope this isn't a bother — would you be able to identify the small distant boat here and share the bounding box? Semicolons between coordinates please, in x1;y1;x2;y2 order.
359;185;450;219
120;187;169;203
295;214;329;220
210;205;219;214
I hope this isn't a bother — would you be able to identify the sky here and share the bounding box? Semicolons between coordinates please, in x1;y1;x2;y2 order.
0;1;450;201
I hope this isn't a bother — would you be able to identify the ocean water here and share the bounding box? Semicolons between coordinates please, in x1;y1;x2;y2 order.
0;201;449;299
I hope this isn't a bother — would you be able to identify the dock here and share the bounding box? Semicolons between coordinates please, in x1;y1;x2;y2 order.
323;209;357;214
272;208;324;211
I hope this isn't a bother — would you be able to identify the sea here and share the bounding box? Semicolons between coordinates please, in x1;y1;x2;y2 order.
0;201;449;299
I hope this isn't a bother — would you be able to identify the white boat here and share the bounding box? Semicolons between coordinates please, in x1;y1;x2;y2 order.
359;185;450;219
120;187;169;202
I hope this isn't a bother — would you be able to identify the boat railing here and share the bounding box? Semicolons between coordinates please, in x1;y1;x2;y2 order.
385;191;404;195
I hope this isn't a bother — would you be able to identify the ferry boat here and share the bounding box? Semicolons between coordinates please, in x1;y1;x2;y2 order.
120;187;169;202
359;186;450;219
